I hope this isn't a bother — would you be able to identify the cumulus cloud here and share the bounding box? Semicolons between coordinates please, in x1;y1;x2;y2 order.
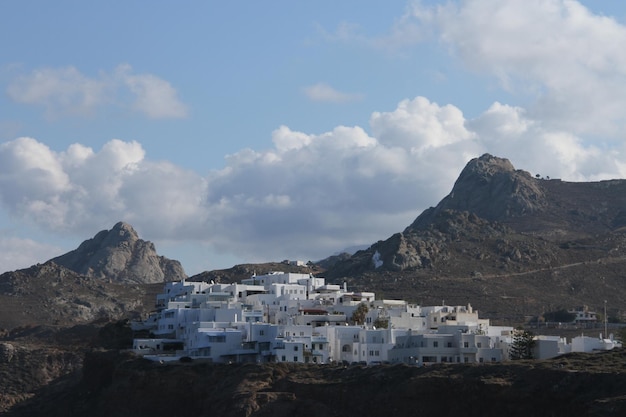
6;65;188;119
321;1;626;136
4;91;625;272
303;82;364;103
429;0;626;135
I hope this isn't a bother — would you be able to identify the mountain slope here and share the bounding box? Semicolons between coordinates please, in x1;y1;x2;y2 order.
324;154;626;321
0;262;162;329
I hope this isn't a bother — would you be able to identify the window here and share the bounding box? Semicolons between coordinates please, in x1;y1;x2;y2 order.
464;341;469;348
281;356;286;362
479;357;484;363
294;356;298;362
294;346;298;351
491;357;497;362
477;342;482;348
433;341;439;347
447;342;452;348
260;330;264;336
208;335;226;343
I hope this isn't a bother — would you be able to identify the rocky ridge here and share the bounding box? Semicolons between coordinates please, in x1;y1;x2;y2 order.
50;221;186;284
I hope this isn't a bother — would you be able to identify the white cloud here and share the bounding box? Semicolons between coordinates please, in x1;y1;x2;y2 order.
431;0;626;135
303;82;364;103
6;65;188;119
321;1;626;136
6;67;107;118
115;64;188;119
370;96;475;152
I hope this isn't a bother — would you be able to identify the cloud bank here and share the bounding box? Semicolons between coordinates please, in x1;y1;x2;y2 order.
1;93;624;270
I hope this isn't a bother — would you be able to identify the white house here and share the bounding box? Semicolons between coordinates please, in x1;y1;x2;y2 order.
131;271;620;365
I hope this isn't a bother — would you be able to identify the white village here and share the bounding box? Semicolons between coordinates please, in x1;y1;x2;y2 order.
132;270;622;365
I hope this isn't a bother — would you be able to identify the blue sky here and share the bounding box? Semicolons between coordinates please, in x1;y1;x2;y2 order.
2;0;626;275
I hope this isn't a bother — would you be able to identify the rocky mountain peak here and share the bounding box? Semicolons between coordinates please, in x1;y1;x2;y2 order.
410;154;545;230
49;222;186;284
110;221;139;241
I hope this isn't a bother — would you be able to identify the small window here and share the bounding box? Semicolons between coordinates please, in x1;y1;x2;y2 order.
477;342;482;348
294;356;298;362
433;341;438;347
294;346;298;351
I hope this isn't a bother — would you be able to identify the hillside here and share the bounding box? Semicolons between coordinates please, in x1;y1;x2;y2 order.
323;154;626;322
6;348;626;417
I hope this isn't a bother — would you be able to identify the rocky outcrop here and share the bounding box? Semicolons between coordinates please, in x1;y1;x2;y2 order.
50;222;186;284
409;154;545;230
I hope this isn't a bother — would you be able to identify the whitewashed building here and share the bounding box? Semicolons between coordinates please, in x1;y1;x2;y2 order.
132;271;620;365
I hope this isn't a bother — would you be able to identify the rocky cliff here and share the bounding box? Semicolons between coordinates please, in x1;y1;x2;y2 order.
50;222;186;284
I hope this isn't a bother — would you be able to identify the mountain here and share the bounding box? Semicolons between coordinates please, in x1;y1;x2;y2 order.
0;222;183;330
50;221;187;284
324;154;626;321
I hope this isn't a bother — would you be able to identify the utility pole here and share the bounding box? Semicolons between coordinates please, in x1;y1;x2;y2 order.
604;300;608;340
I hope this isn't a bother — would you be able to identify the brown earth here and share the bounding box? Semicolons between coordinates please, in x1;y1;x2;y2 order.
5;348;626;417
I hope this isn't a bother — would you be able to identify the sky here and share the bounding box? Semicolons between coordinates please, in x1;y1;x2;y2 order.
2;0;626;275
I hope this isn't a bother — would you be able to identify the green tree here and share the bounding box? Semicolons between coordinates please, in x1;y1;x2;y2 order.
373;317;389;329
351;303;369;325
510;328;536;360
